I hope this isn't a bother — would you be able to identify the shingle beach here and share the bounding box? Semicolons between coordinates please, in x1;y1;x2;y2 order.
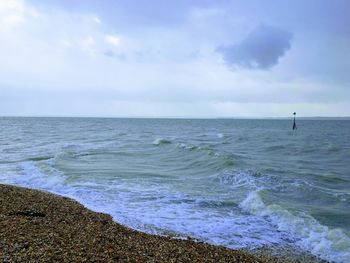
0;184;276;262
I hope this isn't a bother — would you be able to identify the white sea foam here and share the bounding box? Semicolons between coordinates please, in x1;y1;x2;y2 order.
217;133;224;138
240;190;350;263
218;170;260;189
176;143;199;151
14;162;67;191
10;161;287;251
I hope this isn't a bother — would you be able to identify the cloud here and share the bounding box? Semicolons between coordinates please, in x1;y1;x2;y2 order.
92;16;101;24
104;50;115;57
60;39;72;48
103;50;127;60
217;25;293;69
82;36;95;46
0;0;26;29
0;1;349;117
105;34;121;47
80;36;95;54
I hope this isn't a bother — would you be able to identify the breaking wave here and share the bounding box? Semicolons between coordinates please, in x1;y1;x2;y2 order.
240;190;350;263
153;138;172;145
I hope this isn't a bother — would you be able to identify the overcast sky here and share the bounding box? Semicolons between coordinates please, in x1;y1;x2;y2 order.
1;0;349;117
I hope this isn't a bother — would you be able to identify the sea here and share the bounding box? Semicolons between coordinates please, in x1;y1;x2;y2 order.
0;117;349;262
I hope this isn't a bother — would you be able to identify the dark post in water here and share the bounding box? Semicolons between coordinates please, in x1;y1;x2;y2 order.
293;112;297;130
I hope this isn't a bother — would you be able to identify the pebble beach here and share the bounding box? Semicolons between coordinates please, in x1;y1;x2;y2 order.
0;184;274;263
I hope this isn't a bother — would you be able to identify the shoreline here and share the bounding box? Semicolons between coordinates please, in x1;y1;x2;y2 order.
0;184;322;262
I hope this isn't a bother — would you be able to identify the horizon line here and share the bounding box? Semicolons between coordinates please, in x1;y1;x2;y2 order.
1;115;350;119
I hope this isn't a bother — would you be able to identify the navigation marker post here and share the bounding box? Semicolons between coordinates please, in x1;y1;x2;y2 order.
292;112;297;130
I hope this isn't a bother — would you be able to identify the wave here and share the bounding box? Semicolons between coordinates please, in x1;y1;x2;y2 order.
265;145;286;151
291;177;350;198
62;142;105;153
240;190;350;263
0;155;54;164
176;143;199;151
13;162;67;191
216;170;269;190
176;143;235;167
216;170;350;262
153;138;172;145
27;156;54;162
326;144;341;153
8;161;286;251
8;161;350;262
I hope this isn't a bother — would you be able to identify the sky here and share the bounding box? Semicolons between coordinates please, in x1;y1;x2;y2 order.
0;0;349;117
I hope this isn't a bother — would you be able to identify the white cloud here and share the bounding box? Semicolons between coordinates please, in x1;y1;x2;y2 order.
79;36;95;54
0;0;39;31
105;34;121;47
82;36;95;46
92;16;101;24
0;0;25;29
0;0;24;13
60;39;72;48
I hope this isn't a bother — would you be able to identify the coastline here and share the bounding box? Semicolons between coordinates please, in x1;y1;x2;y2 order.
0;184;324;262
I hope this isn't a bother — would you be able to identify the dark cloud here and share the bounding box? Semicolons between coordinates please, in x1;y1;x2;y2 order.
103;51;127;61
104;50;115;57
217;25;293;69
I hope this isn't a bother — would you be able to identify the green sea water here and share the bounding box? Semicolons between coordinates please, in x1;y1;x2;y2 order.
0;117;349;262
